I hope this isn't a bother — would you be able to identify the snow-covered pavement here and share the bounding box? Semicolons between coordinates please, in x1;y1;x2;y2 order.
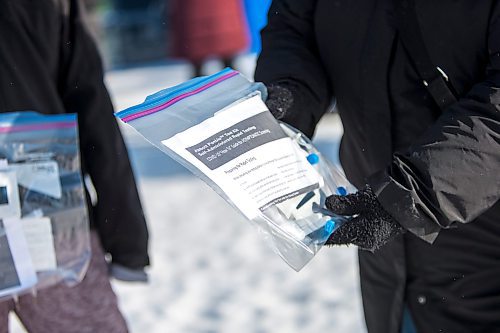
10;58;367;333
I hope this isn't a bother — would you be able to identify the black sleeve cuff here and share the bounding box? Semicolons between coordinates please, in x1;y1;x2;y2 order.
367;169;441;243
264;81;322;139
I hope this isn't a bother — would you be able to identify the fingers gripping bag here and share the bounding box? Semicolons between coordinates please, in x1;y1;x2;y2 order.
0;112;90;300
116;68;353;271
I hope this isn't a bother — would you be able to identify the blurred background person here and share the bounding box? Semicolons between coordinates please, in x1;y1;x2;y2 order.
169;0;249;77
0;0;149;332
101;0;167;67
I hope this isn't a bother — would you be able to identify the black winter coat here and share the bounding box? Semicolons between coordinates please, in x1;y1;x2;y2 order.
256;1;500;332
0;0;149;269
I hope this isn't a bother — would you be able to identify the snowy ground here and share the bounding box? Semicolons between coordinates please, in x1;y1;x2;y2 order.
10;57;367;333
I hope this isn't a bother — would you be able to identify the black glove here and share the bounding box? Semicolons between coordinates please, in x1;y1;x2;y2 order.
325;185;403;252
264;82;318;138
265;84;294;120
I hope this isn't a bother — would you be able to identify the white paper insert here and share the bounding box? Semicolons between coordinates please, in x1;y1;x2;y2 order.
21;217;57;271
162;95;321;219
11;161;62;199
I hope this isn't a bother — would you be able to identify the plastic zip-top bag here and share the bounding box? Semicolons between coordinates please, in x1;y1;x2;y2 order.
116;69;353;271
0;112;90;300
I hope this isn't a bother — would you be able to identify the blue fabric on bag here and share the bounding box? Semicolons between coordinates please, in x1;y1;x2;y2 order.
401;307;417;333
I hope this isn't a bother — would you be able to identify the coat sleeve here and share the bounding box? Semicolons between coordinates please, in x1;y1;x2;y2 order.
254;0;331;138
58;0;149;269
369;4;500;243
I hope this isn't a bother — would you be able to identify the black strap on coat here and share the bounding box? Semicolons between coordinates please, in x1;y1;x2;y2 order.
395;0;458;110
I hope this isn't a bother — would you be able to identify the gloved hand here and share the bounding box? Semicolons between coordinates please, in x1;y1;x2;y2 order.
264;82;318;138
325;185;403;252
265;84;294;120
109;263;148;283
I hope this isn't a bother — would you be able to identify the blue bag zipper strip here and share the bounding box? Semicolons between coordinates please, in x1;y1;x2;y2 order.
115;68;238;121
0;112;76;132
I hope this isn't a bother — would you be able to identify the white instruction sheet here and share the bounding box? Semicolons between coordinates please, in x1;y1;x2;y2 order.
162;95;321;219
21;217;57;271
